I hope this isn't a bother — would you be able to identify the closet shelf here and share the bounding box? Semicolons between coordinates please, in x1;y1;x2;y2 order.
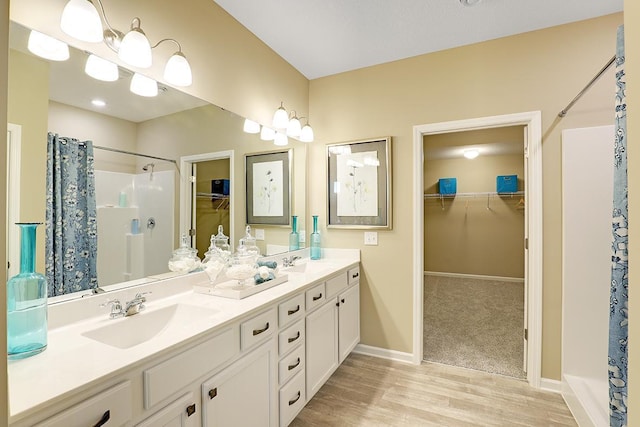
196;192;229;210
424;191;524;199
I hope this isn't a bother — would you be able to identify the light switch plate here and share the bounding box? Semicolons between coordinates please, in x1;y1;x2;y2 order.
364;231;378;246
255;228;265;241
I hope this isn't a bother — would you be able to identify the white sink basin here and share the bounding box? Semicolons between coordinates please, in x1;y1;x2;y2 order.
82;304;218;349
281;260;338;274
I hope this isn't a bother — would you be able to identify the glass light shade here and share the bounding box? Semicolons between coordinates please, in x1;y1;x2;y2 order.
260;127;275;141
130;73;158;97
463;149;480;159
243;119;261;134
27;30;70;61
272;105;289;129
286;117;301;137
300;124;314;142
118;28;152;68
60;0;103;43
85;54;118;81
164;52;192;87
274;132;289;146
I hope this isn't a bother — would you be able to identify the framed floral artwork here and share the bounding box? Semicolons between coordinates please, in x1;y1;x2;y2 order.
245;149;292;225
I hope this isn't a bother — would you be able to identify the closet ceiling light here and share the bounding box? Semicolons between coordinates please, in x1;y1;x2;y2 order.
91;99;106;107
130;72;158;97
260;127;276;141
463;149;480;159
243;119;261;134
85;54;119;81
27;30;70;61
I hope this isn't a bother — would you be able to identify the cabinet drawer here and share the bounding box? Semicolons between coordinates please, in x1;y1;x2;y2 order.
136;392;197;427
305;282;326;312
144;327;239;409
278;319;304;357
278;293;305;327
241;308;277;350
348;266;360;285
279;371;306;427
325;272;347;299
278;344;305;385
36;381;132;427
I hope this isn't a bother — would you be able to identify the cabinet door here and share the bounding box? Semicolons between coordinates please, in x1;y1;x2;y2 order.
338;283;360;362
136;392;198;427
305;298;338;400
202;340;277;427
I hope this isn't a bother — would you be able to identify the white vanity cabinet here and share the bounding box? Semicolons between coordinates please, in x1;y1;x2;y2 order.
136;392;198;427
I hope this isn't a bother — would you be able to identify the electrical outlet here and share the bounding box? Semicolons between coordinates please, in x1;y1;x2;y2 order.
299;230;306;243
254;228;265;241
364;231;378;246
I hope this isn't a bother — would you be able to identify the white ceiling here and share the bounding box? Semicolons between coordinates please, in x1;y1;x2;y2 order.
214;0;623;79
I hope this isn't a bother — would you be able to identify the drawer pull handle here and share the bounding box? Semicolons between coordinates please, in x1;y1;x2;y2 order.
341;298;345;304
288;391;301;406
93;410;110;427
288;331;301;343
352;272;359;279
288;357;301;371
312;293;323;301
186;403;196;417
253;322;270;336
208;388;218;399
287;305;300;315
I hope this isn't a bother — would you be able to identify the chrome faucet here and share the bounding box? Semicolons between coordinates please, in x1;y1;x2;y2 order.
282;255;302;267
101;292;151;319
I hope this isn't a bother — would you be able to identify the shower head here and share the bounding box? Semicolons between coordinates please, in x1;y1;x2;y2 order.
142;163;155;172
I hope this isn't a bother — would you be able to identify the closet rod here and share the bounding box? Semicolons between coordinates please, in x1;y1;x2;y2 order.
93;145;177;165
558;55;616;118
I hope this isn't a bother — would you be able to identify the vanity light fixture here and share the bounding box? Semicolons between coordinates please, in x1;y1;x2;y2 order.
274;132;289;146
27;30;70;61
299;119;314;143
130;72;158;97
59;0;193;86
260;127;276;141
243;119;261;134
272;102;289;129
463;149;480;159
85;54;119;81
286;112;302;138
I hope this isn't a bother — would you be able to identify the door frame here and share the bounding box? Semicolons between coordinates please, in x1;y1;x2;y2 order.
6;123;22;278
180;150;234;250
412;111;543;388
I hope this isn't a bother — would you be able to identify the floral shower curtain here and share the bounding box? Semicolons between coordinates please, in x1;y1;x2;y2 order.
609;25;628;427
46;133;98;296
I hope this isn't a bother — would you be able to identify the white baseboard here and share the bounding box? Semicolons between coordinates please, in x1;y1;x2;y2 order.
424;271;524;283
561;375;608;427
540;378;562;393
352;344;414;364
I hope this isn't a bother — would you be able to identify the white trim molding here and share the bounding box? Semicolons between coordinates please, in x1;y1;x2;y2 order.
540;378;563;393
6;123;22;278
413;111;543;389
424;271;524;283
353;344;414;364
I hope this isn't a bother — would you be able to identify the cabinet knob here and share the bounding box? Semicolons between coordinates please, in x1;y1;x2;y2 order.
287;305;300;315
312;293;323;301
288;331;301;343
252;322;270;336
92;410;110;427
208;388;218;399
288;391;301;406
186;403;196;417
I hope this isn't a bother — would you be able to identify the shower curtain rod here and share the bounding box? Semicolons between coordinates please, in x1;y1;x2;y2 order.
93;145;177;165
558;55;616;118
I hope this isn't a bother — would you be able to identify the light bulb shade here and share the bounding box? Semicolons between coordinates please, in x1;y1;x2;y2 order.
119;28;152;68
272;106;289;129
164;52;192;87
85;54;118;81
260;127;275;141
28;30;70;61
60;0;103;43
300;124;314;142
463;149;480;159
243;119;261;134
286;117;302;137
130;72;158;97
274;132;289;146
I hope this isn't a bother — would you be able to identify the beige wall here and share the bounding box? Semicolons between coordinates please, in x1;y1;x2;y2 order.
7;49;48;271
309;13;622;380
1;0;9;420
624;2;638;426
424;154;524;278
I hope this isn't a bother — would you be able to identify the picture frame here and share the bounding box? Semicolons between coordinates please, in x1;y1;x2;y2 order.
245;149;292;226
327;137;392;229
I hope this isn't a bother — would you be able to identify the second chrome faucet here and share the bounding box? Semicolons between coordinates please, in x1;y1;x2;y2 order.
101;292;151;319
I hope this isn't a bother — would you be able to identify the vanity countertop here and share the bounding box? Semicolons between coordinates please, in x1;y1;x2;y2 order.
8;250;360;422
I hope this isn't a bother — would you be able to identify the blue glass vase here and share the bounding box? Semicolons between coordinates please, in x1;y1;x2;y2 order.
289;215;300;251
7;223;48;359
310;215;321;260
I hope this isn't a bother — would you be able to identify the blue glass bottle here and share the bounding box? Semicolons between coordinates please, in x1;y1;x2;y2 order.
289;215;300;251
310;215;321;260
7;223;48;359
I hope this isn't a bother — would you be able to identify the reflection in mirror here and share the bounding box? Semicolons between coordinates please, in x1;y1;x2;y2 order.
7;21;307;302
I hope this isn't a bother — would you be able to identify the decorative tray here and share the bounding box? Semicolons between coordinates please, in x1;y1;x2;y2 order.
193;274;288;299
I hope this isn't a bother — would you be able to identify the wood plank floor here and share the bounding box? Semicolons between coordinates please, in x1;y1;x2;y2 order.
291;354;577;427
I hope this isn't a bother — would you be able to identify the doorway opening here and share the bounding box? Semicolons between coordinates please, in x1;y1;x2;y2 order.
422;126;526;379
412;111;543;388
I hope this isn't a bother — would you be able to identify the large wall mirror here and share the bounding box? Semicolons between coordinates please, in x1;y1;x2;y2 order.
7;21;307;302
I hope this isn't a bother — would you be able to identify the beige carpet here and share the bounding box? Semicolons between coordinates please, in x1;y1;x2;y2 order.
423;274;526;379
